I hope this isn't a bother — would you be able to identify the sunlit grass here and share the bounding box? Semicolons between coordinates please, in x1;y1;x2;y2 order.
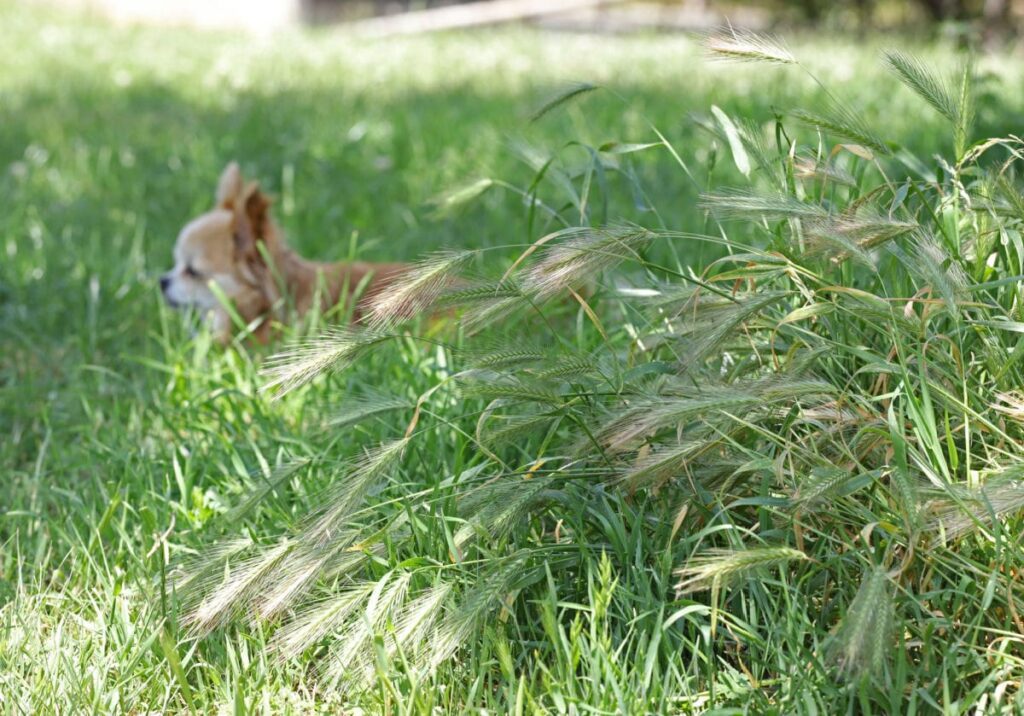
5;1;1024;711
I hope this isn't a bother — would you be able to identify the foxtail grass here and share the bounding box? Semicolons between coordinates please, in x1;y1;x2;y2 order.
180;34;1024;709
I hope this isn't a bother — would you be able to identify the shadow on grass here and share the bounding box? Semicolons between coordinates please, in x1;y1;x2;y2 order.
1;25;1020;579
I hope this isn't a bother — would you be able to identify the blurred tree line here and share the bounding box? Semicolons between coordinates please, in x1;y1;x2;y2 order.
312;0;1021;46
789;0;1016;45
794;0;1010;23
338;0;1015;22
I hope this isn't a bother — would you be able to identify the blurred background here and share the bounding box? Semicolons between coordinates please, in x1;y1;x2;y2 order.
5;0;1023;358
23;0;1024;47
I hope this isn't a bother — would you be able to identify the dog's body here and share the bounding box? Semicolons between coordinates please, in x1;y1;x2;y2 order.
161;162;407;342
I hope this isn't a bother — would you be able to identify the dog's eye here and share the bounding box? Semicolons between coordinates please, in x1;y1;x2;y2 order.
184;264;201;279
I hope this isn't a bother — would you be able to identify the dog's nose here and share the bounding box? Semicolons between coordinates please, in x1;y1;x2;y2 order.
159;275;170;292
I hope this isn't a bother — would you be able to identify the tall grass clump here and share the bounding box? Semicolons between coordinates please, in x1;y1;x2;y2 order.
180;36;1024;710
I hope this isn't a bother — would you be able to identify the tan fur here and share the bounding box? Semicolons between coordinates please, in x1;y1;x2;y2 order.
160;162;407;343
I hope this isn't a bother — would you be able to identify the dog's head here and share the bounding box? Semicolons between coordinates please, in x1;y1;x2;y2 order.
160;162;277;335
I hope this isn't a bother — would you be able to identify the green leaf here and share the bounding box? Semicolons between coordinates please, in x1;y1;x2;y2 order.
159;628;196;714
530;82;599;122
711;105;751;178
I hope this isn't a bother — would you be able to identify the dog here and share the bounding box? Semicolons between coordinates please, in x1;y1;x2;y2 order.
160;162;408;342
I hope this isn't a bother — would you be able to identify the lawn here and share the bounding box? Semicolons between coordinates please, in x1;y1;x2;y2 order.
5;1;1024;712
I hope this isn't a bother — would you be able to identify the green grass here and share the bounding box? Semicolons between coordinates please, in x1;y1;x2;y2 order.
6;2;1024;712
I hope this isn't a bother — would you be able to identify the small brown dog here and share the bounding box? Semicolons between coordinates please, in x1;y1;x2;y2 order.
160;162;407;342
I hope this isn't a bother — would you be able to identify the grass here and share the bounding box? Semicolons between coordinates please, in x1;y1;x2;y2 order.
6;2;1024;712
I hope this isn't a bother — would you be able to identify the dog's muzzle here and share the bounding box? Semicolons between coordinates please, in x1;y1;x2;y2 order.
159;274;181;307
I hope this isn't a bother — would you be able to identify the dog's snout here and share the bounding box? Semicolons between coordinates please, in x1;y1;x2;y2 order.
159;275;170;292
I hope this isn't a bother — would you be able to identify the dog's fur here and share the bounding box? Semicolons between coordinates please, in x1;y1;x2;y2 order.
161;162;407;342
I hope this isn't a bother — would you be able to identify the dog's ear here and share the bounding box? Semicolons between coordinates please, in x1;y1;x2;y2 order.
232;214;258;260
243;182;271;239
233;183;272;262
216;161;243;208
